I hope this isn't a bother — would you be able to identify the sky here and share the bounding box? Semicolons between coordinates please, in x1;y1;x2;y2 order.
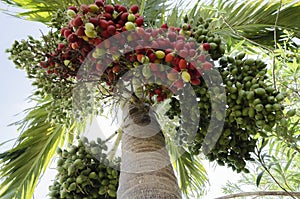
0;2;240;198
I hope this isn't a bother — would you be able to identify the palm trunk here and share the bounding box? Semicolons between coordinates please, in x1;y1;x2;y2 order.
117;101;182;199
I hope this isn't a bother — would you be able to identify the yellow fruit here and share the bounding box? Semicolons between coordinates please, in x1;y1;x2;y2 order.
85;22;95;31
181;71;191;82
89;4;99;12
125;22;136;30
155;50;165;59
84;30;97;38
67;9;76;18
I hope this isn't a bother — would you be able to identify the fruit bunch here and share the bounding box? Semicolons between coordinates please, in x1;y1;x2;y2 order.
37;0;226;104
189;17;225;60
49;137;120;198
168;53;285;172
40;0;144;78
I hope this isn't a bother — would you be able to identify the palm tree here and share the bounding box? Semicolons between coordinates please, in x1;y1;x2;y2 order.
0;0;300;198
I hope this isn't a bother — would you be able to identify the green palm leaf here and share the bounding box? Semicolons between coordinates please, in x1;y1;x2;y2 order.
189;0;300;49
0;0;94;23
0;97;83;199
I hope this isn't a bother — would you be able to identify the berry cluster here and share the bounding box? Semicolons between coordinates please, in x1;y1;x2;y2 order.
40;0;144;78
38;0;219;104
49;137;119;199
167;54;285;172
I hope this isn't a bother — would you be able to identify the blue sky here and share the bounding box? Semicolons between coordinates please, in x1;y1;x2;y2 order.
0;2;241;198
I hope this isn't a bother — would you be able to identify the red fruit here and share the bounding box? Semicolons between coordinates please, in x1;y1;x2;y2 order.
174;79;184;89
203;61;213;70
168;31;177;41
165;53;174;63
89;17;99;25
67;33;78;43
135;17;144;26
60;27;68;36
120;12;129;21
178;59;187;70
161;23;168;29
197;54;206;62
96;63;103;72
104;5;114;13
189;49;197;57
202;43;211;51
107;25;116;35
99;19;109;29
148;53;157;62
157;95;163;102
165;49;173;55
178;49;189;58
191;78;201;85
101;30;110;38
73;16;83;26
63;29;72;38
150;63;159;71
154;88;162;95
118;5;127;13
57;43;66;51
112;65;121;73
130;5;139;14
80;4;90;14
76;26;85;37
39;61;48;68
68;6;78;12
95;0;104;7
175;41;184;51
71;42;80;49
104;13;113;20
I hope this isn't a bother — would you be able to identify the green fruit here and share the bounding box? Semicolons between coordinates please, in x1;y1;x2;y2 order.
273;103;281;111
254;88;266;96
84;30;97;38
155;50;165;59
68;182;76;191
255;104;264;112
89;172;98;179
287;109;296;117
252;98;261;105
108;189;117;197
248;108;255;118
236;52;246;60
246;91;254;100
98;187;106;195
127;13;136;22
276;93;285;101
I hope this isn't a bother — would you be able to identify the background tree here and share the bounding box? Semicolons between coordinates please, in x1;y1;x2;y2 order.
0;0;299;198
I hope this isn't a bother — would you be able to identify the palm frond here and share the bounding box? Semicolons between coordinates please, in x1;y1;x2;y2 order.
0;0;93;23
190;0;300;50
0;97;84;199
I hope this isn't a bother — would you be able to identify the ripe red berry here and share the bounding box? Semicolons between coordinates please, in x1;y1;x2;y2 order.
68;6;78;12
178;59;187;70
76;26;85;36
95;0;104;7
197;54;206;62
80;4;90;14
57;43;66;51
107;25;116;35
135;17;144;26
178;49;189;58
203;61;213;70
89;17;99;25
104;13;113;20
120;12;129;21
161;23;168;29
100;19;109;29
191;78;201;85
167;31;177;41
104;5;114;13
202;43;211;51
112;65;121;73
73;16;83;27
175;41;184;51
60;27;68;36
64;29;72;38
118;5;127;13
130;5;139;14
